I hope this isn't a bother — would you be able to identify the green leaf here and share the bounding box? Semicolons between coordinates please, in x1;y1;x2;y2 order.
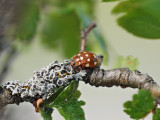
124;89;154;119
53;0;94;15
39;107;53;120
102;0;121;2
153;108;160;120
49;81;86;120
41;11;80;58
112;0;160;39
39;87;64;120
112;56;139;71
15;1;40;41
43;87;65;106
41;0;95;58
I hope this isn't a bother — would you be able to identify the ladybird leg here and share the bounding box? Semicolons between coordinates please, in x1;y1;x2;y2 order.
70;60;79;72
79;64;84;70
35;98;43;112
73;66;81;73
73;64;84;73
70;60;75;67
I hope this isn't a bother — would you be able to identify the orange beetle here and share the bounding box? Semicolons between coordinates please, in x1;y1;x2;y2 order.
71;51;103;70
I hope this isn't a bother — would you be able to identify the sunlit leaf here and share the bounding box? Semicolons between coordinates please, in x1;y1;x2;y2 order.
40;0;95;58
43;87;65;106
39;107;53;120
39;87;64;120
49;81;85;120
111;0;160;39
53;0;94;15
153;108;160;120
41;11;80;58
102;0;121;2
124;89;154;119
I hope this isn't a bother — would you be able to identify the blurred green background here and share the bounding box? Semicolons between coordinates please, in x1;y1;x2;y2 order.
0;0;160;120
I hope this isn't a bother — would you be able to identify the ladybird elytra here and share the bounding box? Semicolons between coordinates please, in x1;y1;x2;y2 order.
71;51;99;69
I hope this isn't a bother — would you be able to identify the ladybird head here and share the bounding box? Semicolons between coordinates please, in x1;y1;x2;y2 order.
97;54;103;67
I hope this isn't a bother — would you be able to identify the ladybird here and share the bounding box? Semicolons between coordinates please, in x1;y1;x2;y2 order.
71;51;102;71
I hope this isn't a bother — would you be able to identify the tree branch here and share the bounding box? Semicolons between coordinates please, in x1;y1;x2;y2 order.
0;60;160;109
87;68;160;103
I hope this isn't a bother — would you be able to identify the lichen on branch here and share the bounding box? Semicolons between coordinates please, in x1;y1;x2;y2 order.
0;60;86;109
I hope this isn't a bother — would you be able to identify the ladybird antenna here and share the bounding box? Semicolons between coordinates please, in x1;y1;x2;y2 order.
80;23;96;52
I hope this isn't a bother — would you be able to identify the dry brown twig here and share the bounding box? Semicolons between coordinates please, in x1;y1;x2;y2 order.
80;23;96;51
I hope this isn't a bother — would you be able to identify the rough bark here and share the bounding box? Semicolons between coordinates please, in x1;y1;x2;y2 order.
0;65;160;109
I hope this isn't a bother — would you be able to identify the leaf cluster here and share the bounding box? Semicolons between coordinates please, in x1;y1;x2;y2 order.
124;90;160;120
40;81;85;120
103;0;160;39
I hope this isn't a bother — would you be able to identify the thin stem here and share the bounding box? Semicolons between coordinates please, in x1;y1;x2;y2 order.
80;23;96;51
